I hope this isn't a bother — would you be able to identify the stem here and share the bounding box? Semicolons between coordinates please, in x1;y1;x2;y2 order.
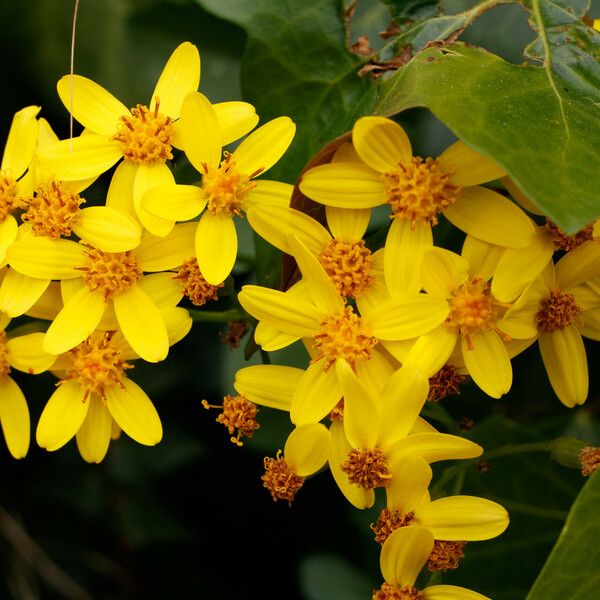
481;441;553;461
420;403;462;435
189;308;246;323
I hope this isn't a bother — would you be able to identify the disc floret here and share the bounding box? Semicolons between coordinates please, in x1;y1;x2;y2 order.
79;248;142;300
535;290;581;333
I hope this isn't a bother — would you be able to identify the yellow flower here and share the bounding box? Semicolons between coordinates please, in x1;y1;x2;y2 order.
374;525;491;599
299;116;534;293
141;91;295;284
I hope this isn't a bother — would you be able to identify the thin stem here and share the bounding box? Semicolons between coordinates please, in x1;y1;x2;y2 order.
481;441;553;461
189;308;245;323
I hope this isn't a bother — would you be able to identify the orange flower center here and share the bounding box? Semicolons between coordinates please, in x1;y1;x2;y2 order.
113;99;174;165
535;290;581;333
341;447;392;490
371;508;417;544
382;156;461;227
202;153;257;217
372;583;424;600
262;450;304;505
79;248;142;300
318;239;374;298
61;332;132;400
175;258;223;306
427;540;467;572
427;365;468;402
312;305;377;371
202;394;259;447
0;170;23;221
0;331;11;380
545;219;593;252
579;446;600;477
21;180;84;238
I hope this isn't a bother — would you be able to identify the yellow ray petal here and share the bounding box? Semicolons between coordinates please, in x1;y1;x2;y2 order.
380;526;434;587
462;330;511;398
133;163;175;236
105;378;162;445
137;272;183;307
36;380;88;451
243;180;294;210
6;332;56;374
73;206;142;252
195;212;237;285
57;75;128;135
151;42;201;119
291;360;342;425
539;327;588;407
423;585;491;600
233;116;295;176
299;162;385;208
136;222;196;272
421;247;469;299
0;376;30;458
0;215;18;264
25;282;62;321
461;235;504;281
403;326;458;377
254;322;299;351
437;140;505;186
354;347;396;395
325;206;371;240
499;278;548;340
76;395;112;463
106;160;137;218
162;306;192;348
387;432;483;463
581;310;600;341
113;285;169;363
2;105;40;178
234;365;303;411
555;240;600;291
141;183;206;221
213;101;259;146
43;287;106;355
0;270;50;317
331;142;361;163
445;187;534;248
385;455;432;513
352;116;412;173
501;175;543;215
284;423;331;476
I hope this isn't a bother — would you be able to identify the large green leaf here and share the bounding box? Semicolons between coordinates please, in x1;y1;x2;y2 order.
527;471;600;599
375;40;600;233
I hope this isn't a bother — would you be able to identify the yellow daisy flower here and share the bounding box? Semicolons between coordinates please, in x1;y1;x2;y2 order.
141;91;295;284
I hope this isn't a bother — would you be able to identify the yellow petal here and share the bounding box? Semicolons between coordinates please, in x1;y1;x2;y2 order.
352;116;412;173
73;206;142;252
243;180;294;210
0;376;30;458
354;347;396;395
213;101;259;146
195;212;237;285
582;309;600;341
136;222;196;272
105;378;162;445
113;285;169;363
150;42;201;119
437;140;506;186
163;306;192;348
137;272;183;307
233;116;295;176
416;496;509;541
36;380;88;451
25;282;62;321
402;327;458;378
387;432;483;463
43;287;106;355
76;395;112;463
0;270;50;317
142;183;206;221
539;327;588;407
421;247;469;298
326;207;371;240
2;105;40;178
424;585;491;600
57;75;128;134
291;361;342;425
6;332;56;374
380;526;434;587
180;92;222;172
499;279;548;340
501;175;543;215
284;423;331;476
385;455;432;513
234;365;303;411
461;235;504;281
331;141;361;163
0;215;18;264
254;321;299;351
445;187;534;248
462;330;512;398
299;162;385;208
555;240;600;291
133;163;175;236
106;160;137;218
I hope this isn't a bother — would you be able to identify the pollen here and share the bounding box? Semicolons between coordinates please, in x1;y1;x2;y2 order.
202;153;257;217
427;365;468;402
202;394;259;446
79;248;142;300
0;331;11;380
445;277;506;350
21;180;84;238
262;450;304;505
382;156;461;227
312;306;377;371
328;399;345;422
0;171;24;221
341;447;392;490
370;508;417;545
60;332;132;400
545;220;593;252
318;239;374;298
535;290;581;333
372;583;424;600
175;258;224;306
427;540;466;572
579;446;600;477
113;98;174;165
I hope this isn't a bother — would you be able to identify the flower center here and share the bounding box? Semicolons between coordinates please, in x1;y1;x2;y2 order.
312;305;377;371
328;398;345;422
318;239;374;298
113;99;174;165
382;156;461;227
426;540;467;572
262;450;304;504
21;180;84;238
445;277;505;349
61;332;132;400
579;446;600;477
371;508;417;545
202;394;259;447
545;219;593;252
79;248;142;300
0;170;23;222
341;447;392;490
0;331;11;380
175;258;224;306
202;153;257;217
427;365;468;402
372;583;424;600
535;290;581;333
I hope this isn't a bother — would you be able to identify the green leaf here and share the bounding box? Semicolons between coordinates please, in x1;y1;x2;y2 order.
526;471;600;600
381;0;439;23
375;41;600;233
